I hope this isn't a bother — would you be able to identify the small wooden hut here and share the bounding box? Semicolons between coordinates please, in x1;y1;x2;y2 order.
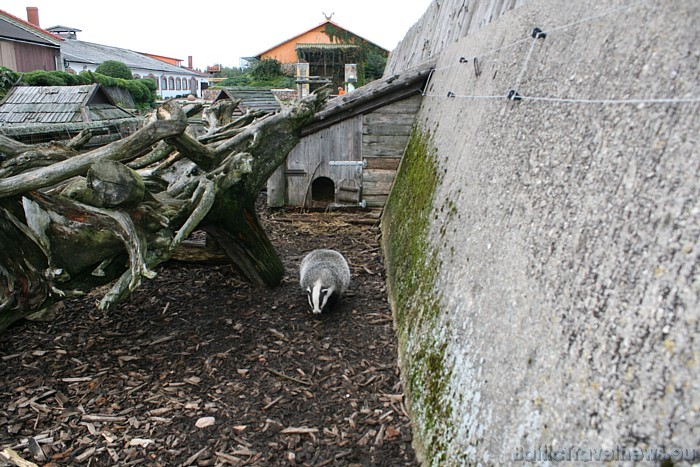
0;84;144;147
267;61;435;209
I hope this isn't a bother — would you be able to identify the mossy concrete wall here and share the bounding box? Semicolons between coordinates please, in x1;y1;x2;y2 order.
382;0;699;464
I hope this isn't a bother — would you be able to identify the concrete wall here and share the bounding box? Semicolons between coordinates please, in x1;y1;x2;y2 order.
382;0;699;464
384;0;529;76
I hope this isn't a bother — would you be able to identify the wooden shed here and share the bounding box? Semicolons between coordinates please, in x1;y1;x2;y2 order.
0;84;144;146
267;61;434;209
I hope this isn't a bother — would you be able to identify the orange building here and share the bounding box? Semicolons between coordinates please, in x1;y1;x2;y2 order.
258;20;362;63
254;19;388;89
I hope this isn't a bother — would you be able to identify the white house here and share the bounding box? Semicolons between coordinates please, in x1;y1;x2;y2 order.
47;26;207;99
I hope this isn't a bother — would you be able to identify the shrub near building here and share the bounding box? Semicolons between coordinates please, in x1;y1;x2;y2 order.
0;62;157;112
95;60;133;80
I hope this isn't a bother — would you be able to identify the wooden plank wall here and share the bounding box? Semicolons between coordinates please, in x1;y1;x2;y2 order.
266;93;422;209
283;115;363;207
0;42;17;71
361;94;422;207
14;42;56;72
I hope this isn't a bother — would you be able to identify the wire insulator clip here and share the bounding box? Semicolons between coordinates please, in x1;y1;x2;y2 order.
531;27;547;39
507;90;523;101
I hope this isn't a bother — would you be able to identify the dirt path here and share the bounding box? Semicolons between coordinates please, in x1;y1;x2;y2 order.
0;202;417;466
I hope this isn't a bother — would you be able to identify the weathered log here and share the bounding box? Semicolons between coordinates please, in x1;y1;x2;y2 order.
127;141;176;170
0;90;330;330
170;235;230;264
85;160;146;208
0;134;35;156
0;100;187;198
65;128;94;151
0;131;94;178
202;98;242;136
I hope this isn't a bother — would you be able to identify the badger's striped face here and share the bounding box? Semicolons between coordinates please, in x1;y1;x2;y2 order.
307;280;335;314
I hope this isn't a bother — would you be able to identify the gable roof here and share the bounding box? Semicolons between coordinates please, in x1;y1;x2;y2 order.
61;39;201;77
301;58;436;136
214;88;281;113
0;84;134;126
0;8;62;47
255;20;387;58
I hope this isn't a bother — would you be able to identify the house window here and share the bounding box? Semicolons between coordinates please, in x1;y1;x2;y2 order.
182;79;188;90
176;78;181;90
161;77;167;90
168;77;175;90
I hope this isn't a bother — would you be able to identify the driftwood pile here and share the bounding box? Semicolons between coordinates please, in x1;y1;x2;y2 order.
0;88;330;331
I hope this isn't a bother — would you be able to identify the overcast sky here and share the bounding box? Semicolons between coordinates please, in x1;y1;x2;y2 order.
1;1;433;70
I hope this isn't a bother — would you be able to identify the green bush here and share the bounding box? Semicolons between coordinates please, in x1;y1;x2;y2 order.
0;66;20;98
124;80;147;102
137;78;157;93
83;71;155;110
95;60;133;80
219;76;251;87
249;75;295;88
20;70;68;86
2;67;154;113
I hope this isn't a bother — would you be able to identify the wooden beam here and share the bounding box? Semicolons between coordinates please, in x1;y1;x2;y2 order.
364;156;401;170
300;59;436;136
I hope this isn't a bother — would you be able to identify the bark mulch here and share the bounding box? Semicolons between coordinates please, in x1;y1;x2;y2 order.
0;200;417;466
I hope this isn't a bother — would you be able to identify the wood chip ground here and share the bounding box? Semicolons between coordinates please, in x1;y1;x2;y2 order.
0;198;417;466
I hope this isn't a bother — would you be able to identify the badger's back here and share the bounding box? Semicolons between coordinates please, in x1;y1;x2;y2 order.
299;249;351;296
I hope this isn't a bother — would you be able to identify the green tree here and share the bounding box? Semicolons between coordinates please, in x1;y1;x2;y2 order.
251;59;283;81
220;66;246;79
364;51;387;82
95;60;133;80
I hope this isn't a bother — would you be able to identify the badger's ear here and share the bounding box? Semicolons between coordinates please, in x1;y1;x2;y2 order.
306;287;311;294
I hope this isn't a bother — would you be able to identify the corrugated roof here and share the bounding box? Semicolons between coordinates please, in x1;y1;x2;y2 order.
0;84;135;126
295;43;360;50
61;39;201;76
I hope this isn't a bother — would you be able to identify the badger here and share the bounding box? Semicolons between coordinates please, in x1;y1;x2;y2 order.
299;249;351;314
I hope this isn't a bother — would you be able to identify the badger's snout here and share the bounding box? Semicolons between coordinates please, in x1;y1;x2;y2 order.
300;249;350;314
306;283;336;313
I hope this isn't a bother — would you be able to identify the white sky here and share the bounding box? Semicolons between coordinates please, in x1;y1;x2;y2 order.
1;1;433;70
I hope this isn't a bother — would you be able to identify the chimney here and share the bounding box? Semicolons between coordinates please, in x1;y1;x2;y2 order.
188;56;193;69
26;7;40;27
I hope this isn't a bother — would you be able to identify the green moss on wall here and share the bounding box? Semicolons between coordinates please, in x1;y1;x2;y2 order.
382;126;454;463
383;126;440;333
407;338;454;463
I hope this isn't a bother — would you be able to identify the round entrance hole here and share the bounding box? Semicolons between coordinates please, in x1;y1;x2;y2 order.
311;176;335;208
